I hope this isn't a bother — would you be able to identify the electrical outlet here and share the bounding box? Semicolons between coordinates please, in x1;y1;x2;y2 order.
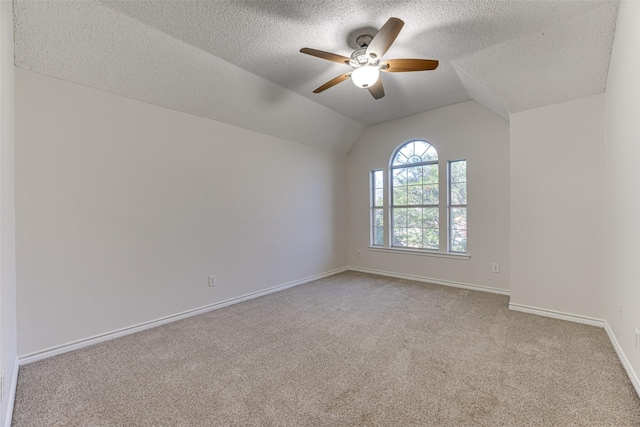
618;304;623;322
635;329;640;350
357;250;362;257
208;275;216;287
491;263;500;273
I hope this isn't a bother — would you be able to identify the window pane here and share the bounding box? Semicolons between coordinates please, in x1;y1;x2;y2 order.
407;208;422;227
400;142;415;159
374;227;384;245
450;183;467;205
423;184;439;205
374;170;383;188
449;207;467;252
423;208;439;228
393;227;407;247
393;186;407;206
408;185;422;205
392;152;408;166
450;229;467;252
406;155;423;164
422;164;438;184
423;228;439;249
450;207;467;230
423;145;438;161
406;166;422;185
393;208;407;227
450;161;466;183
414;140;431;158
374;188;384;207
407;228;422;247
374;208;384;227
393;168;407;186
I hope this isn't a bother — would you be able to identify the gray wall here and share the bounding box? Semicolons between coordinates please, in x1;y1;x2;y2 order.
16;69;348;357
604;0;640;395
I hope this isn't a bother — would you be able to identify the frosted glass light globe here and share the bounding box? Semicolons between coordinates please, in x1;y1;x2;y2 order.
351;66;380;88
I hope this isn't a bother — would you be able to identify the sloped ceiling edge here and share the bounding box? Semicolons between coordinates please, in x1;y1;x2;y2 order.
13;1;366;154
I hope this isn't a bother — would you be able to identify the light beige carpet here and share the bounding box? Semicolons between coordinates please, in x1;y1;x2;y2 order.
12;272;640;426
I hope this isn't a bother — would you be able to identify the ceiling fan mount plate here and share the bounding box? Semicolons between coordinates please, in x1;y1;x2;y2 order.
355;34;373;49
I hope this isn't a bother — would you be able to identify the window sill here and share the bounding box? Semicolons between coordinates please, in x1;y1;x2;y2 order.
367;246;470;260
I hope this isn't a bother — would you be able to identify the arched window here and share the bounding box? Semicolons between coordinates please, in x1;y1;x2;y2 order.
390;140;440;249
369;140;467;254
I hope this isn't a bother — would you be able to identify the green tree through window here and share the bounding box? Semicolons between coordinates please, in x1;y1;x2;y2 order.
448;160;467;252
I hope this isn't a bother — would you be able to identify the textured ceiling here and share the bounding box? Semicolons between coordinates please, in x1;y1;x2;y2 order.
13;1;618;153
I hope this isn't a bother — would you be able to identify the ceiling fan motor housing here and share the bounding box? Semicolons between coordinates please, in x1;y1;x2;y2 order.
350;46;379;69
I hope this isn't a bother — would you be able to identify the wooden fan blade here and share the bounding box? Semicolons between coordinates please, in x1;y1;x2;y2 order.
367;79;385;100
313;73;351;93
300;48;350;65
381;59;439;72
366;17;404;59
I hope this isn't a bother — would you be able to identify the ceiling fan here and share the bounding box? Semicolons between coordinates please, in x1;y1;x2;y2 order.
300;17;439;100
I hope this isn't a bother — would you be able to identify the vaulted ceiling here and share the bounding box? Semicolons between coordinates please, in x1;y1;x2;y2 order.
13;1;618;153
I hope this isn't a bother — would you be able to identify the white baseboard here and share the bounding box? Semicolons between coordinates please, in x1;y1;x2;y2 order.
348;266;510;295
604;322;640;398
508;303;604;327
3;357;18;427
505;305;640;398
19;267;349;365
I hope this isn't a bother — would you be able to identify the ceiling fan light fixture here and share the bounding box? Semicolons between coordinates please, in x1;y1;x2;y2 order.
351;65;380;88
300;17;437;99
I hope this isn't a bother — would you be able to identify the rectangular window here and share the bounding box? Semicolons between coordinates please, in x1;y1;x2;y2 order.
391;161;439;250
448;160;467;253
371;170;384;246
